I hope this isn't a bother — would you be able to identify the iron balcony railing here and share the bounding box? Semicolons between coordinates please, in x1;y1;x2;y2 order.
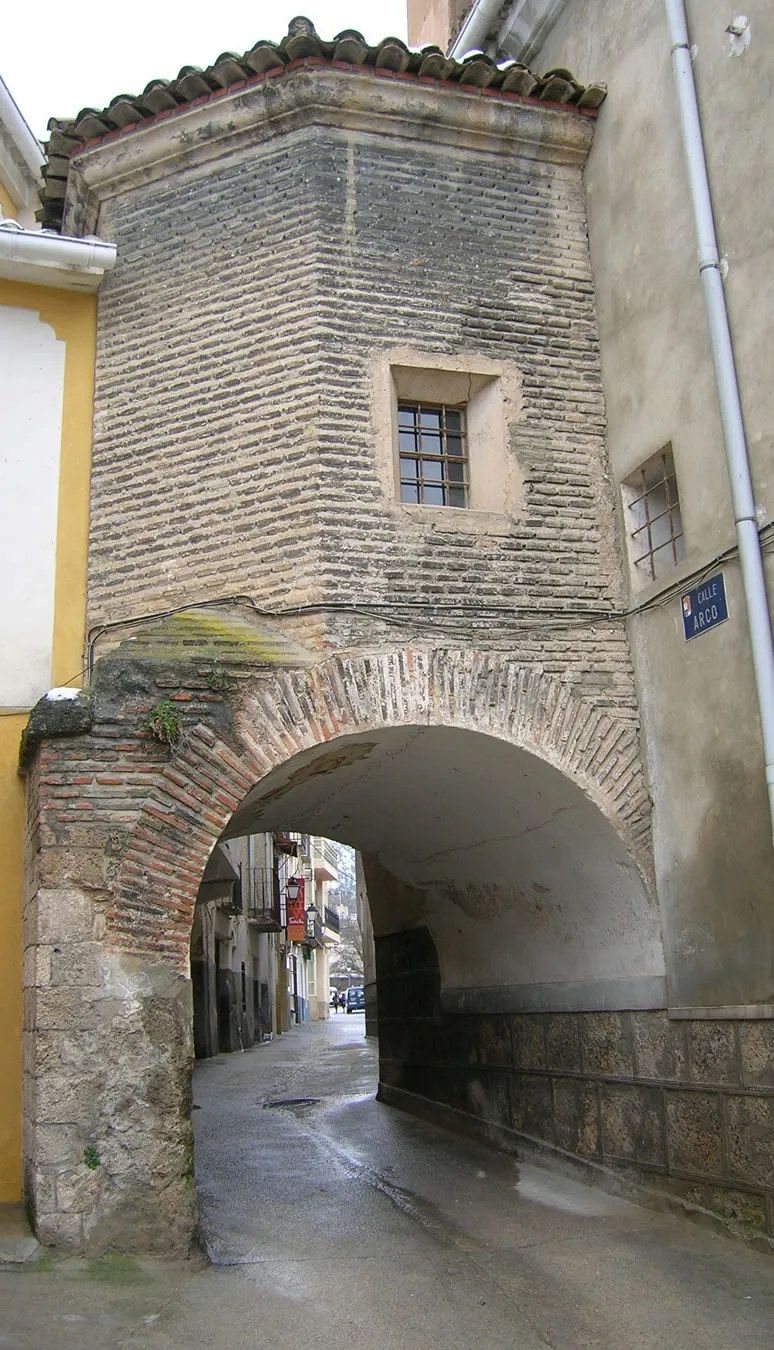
311;836;339;874
303;909;340;946
321;838;338;869
243;866;284;931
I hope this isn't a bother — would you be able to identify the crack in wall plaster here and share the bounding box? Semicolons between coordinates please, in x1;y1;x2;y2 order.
411;805;573;867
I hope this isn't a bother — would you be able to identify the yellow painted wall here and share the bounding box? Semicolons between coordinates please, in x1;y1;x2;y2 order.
0;181;17;217
0;279;96;1201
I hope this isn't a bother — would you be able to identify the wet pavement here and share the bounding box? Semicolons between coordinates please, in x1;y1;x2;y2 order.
3;1013;774;1348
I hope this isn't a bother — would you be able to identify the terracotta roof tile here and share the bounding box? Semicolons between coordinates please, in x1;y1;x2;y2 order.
38;14;606;231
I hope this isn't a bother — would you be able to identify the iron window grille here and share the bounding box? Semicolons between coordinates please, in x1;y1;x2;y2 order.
398;402;469;508
626;447;685;581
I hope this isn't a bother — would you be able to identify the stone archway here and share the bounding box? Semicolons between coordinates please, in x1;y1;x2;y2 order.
22;646;655;1253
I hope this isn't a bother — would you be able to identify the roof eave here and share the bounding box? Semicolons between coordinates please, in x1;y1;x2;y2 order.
0;75;43;217
62;61;597;237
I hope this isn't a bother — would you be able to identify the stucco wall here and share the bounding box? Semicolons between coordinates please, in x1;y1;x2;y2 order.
0;282;95;1202
407;0;470;48
0;305;65;707
530;0;774;1009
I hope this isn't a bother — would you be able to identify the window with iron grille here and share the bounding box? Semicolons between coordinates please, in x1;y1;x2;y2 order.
624;446;685;582
397;402;469;508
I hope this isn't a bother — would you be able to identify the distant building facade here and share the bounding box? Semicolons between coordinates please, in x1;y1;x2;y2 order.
192;831;340;1057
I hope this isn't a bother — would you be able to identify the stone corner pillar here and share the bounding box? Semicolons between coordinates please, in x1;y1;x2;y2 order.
21;711;199;1254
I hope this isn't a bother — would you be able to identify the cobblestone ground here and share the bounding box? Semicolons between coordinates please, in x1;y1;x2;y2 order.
2;1014;774;1349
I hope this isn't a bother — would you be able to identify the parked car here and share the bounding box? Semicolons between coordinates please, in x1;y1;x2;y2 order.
345;986;365;1013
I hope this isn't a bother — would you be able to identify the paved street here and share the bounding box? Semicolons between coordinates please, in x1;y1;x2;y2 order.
2;1013;774;1348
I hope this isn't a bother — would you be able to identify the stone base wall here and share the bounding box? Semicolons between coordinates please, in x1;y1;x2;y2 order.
376;929;774;1248
23;884;197;1254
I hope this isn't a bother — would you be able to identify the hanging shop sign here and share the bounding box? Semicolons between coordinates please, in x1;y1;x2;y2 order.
681;572;728;641
286;877;306;942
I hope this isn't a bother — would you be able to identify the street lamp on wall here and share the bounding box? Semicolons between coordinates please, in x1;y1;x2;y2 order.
286;876;301;902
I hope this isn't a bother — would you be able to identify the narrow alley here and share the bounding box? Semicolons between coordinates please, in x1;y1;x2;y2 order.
3;1015;774;1349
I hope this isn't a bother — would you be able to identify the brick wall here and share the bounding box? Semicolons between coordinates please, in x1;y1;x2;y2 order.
30;646;652;970
21;641;654;1252
20;74;670;1253
88;110;633;725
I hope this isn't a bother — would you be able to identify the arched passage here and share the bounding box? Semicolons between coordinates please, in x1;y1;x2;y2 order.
106;650;653;968
22;647;659;1253
223;725;662;1006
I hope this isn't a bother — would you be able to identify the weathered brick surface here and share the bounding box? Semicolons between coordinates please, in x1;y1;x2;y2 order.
582;1011;635;1078
687;1021;741;1087
27;647;654;981
666;1092;725;1178
511;1014;546;1070
546;1013;583;1072
632;1011;687;1082
740;1023;774;1089
85;101;640;767
726;1096;774;1191
599;1083;664;1167
554;1078;599;1157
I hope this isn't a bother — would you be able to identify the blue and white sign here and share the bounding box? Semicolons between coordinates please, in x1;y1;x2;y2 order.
681;572;728;641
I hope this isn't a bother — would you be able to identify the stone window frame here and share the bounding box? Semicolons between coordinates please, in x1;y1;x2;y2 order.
371;348;525;535
622;444;686;588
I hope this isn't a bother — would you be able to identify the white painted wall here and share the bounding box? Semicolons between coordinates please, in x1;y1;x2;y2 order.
0;306;65;707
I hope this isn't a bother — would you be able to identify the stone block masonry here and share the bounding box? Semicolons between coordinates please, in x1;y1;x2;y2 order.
377;929;774;1250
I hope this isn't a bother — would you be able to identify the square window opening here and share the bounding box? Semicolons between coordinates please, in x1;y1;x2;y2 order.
397;400;470;509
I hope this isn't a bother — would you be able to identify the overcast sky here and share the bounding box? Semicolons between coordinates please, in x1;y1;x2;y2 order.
5;1;410;140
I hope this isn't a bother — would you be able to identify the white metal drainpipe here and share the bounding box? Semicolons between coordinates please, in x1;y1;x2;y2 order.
448;0;504;58
666;0;774;844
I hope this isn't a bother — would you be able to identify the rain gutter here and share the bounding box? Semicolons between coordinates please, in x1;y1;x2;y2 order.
448;0;504;58
666;0;774;842
0;219;116;291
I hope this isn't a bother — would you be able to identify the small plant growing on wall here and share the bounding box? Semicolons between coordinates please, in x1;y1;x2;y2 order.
206;667;227;692
145;699;182;745
83;1145;100;1170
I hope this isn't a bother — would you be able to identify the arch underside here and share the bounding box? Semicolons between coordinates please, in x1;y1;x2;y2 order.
224;723;665;1010
110;648;654;970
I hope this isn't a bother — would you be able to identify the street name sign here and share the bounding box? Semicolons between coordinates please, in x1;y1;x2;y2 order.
681;572;728;641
